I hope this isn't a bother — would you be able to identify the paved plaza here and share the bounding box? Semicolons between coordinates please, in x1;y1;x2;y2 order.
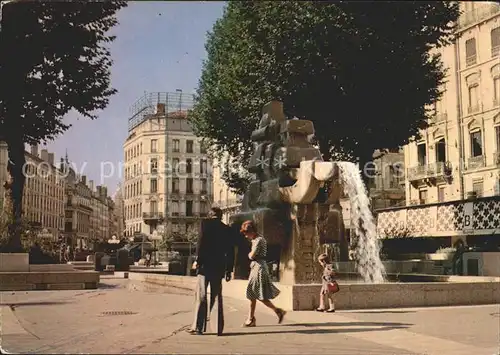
1;277;499;354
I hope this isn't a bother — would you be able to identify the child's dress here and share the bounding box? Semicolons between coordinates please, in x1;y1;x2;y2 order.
320;263;336;295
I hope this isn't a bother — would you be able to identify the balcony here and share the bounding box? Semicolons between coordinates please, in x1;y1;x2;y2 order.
494;152;500;166
466;155;485;170
493;45;500;58
467;104;481;115
407;162;452;186
465;55;477;67
142;212;164;221
458;3;500;29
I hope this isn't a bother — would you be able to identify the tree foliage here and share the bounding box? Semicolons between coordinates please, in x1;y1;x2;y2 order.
0;1;126;251
189;1;460;193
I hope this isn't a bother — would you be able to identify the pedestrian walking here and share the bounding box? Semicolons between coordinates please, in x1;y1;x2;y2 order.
240;220;286;327
316;253;339;312
187;207;235;336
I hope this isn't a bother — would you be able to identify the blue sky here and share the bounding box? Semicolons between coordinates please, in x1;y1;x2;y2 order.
46;1;226;195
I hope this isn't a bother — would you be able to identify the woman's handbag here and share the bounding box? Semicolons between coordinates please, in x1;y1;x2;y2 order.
327;281;340;294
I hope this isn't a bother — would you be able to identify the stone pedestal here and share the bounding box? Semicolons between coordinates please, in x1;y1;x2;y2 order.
0;253;29;272
279;204;329;285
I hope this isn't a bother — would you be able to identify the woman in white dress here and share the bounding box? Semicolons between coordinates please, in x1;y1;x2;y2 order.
240;220;286;327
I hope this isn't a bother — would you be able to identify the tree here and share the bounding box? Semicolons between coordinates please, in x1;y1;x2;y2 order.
189;1;460;194
0;1;127;251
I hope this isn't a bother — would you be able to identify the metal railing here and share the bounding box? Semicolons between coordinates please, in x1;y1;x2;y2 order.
467;104;481;114
142;212;164;220
458;3;500;29
466;155;486;170
494;152;500;166
466;55;477;67
407;162;452;181
493;45;500;58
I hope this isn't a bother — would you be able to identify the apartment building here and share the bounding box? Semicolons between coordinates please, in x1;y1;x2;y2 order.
0;143;66;239
61;157;115;249
123;92;213;243
112;184;125;238
212;156;243;224
377;2;500;247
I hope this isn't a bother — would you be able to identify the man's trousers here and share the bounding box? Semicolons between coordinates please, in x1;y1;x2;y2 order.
191;273;224;335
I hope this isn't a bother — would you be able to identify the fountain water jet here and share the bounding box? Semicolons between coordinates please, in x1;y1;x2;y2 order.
337;162;386;283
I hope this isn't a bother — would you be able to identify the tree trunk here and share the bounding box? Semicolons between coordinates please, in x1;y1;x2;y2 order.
5;137;26;253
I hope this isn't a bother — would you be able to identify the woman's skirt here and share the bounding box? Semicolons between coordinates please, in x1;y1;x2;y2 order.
246;261;280;300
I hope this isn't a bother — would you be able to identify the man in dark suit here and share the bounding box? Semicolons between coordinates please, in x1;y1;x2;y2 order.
187;207;235;336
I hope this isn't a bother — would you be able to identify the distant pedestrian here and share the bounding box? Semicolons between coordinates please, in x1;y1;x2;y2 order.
316;253;338;312
240;220;285;327
145;252;151;267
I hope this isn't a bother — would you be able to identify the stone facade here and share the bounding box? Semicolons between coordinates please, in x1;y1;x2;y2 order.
404;2;500;205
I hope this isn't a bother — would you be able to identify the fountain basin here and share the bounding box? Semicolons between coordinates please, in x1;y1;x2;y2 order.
126;272;500;311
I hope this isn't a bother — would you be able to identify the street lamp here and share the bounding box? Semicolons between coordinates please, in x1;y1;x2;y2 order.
151;230;162;267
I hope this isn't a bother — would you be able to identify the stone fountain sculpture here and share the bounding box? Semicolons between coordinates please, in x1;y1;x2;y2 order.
230;101;346;287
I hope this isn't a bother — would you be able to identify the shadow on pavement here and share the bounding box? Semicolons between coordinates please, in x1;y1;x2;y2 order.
281;321;411;327
353;310;416;314
98;283;121;289
222;325;410;337
2;301;71;309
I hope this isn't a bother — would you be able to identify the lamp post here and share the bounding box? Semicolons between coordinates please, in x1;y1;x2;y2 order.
151;230;162;267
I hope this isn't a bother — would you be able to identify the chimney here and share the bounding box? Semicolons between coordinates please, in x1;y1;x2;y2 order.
81;175;87;185
156;103;165;114
48;153;54;166
89;180;94;192
40;149;49;162
31;145;38;157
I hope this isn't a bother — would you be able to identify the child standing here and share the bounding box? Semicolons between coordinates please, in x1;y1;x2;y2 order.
317;253;337;313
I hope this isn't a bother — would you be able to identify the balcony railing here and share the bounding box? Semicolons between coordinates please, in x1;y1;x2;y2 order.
467;104;481;114
407;162;452;181
458;3;500;29
466;155;486;170
493;45;500;58
142;212;164;220
466;55;477;67
494;152;500;166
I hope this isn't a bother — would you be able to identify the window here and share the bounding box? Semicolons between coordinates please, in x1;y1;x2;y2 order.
496;126;500;151
418;190;427;204
200;142;207;154
173;158;180;175
438;186;446;202
173;139;180;153
186;159;192;173
417;143;427;166
150;158;158;174
472;181;483;197
172;178;180;193
150;139;157;153
200;201;208;214
470;131;483;157
186;200;193;216
186;140;194;153
468;85;479;112
171;200;179;216
465;38;477;66
186;178;193;193
435;138;446;163
491;27;500;57
200;179;207;194
150;200;158;213
200;160;207;174
150;178;157;193
494;76;500;105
